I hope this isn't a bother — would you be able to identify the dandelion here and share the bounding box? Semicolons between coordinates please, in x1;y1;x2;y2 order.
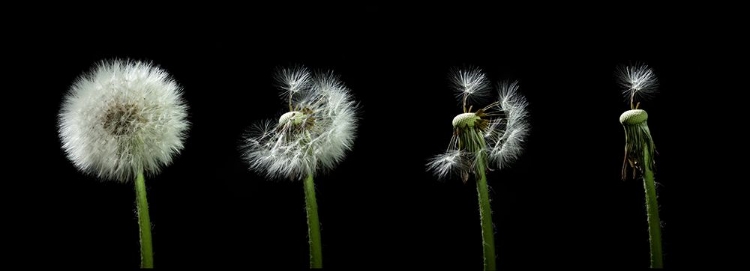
242;65;358;269
427;68;529;271
617;63;663;268
58;59;190;268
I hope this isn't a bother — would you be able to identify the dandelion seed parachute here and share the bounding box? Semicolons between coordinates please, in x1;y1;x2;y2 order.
426;150;472;180
451;68;491;99
58;59;190;182
617;63;659;105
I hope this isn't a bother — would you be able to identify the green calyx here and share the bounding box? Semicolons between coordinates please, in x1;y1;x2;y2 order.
620;108;656;180
452;112;489;183
453;112;481;128
620;109;648;125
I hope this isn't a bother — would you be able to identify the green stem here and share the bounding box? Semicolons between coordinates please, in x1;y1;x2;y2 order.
135;171;154;269
304;173;323;269
642;145;663;268
476;155;497;271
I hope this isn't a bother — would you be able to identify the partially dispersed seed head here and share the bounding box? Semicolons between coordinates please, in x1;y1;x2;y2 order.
453;112;480;128
620;109;648;125
428;70;530;181
244;66;358;180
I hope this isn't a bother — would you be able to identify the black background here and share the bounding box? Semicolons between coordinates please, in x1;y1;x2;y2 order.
9;4;743;270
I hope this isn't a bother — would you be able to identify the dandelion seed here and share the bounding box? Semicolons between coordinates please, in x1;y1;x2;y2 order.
276;66;313;110
426;149;470;180
617;63;659;109
451;67;491;112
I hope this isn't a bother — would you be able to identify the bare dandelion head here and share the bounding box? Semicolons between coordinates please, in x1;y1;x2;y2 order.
428;69;529;182
243;65;358;180
58;59;190;182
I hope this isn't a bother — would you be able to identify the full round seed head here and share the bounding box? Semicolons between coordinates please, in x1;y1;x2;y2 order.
58;59;190;182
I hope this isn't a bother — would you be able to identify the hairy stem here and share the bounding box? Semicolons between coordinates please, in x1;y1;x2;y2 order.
642;145;663;268
476;154;497;271
135;171;154;268
304;174;323;269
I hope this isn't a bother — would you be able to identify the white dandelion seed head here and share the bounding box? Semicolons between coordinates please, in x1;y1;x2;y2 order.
243;66;358;180
617;63;659;102
451;67;491;101
58;59;190;182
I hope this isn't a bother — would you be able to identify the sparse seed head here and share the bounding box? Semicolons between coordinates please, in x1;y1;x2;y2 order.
616;64;659;180
429;70;530;181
